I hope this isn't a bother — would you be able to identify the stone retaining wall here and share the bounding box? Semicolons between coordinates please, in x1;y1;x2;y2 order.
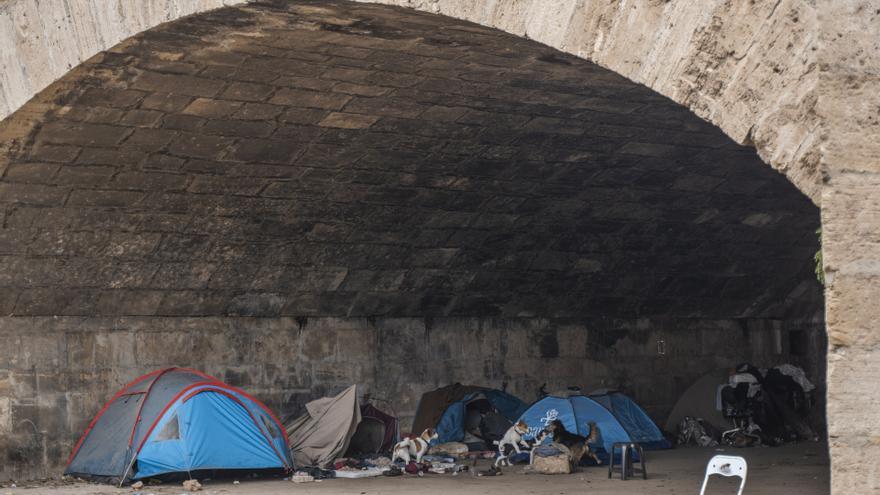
0;315;823;480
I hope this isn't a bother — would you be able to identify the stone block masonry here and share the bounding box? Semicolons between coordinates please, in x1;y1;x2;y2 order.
0;315;823;481
0;1;821;323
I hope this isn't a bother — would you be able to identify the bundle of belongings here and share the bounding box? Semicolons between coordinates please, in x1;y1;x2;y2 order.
667;363;818;448
286;385;470;478
530;444;572;474
720;363;818;446
676;417;720;447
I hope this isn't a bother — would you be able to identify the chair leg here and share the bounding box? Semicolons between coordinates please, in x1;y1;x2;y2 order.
638;446;647;480
699;473;710;495
608;446;614;479
620;445;628;481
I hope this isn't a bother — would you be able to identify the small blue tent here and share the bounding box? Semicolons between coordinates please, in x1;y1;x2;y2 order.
65;368;292;484
518;395;639;463
589;390;670;449
433;389;528;444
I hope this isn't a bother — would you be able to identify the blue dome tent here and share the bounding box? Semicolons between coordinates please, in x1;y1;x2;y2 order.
65;368;292;484
589;390;671;449
428;387;528;444
518;395;639;463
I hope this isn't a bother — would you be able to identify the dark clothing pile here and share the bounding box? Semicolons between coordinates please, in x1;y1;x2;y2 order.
720;363;818;446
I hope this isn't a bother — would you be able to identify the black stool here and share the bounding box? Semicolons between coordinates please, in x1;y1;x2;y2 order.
607;442;647;480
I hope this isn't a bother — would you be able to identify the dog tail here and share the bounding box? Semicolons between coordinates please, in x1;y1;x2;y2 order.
586;421;599;443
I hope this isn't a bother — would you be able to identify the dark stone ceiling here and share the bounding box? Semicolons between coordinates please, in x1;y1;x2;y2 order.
0;0;821;319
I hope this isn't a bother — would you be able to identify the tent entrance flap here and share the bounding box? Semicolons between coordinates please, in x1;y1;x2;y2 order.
346;417;385;455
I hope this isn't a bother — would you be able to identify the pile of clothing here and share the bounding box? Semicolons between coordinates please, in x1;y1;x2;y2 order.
676;417;719;447
720;363;818;446
673;363;818;448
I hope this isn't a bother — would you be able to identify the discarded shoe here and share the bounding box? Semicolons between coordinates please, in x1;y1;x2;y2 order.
477;466;502;477
383;466;402;477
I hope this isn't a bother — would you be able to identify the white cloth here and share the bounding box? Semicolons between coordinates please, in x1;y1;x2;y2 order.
774;364;815;392
729;373;761;397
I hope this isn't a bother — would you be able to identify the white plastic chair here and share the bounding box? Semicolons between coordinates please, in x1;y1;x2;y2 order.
699;455;747;495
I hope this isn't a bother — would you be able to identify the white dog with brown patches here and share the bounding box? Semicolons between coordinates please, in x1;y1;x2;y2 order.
493;420;531;466
391;428;438;464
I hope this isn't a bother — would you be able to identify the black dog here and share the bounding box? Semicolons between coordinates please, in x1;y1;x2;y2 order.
545;419;601;466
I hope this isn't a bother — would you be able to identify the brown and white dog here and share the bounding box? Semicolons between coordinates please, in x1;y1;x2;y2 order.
493;420;531;466
545;420;601;467
391;428;438;464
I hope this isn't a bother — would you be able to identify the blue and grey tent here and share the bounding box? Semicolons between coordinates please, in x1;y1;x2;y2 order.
589;390;671;449
518;395;645;463
65;368;292;484
412;384;528;445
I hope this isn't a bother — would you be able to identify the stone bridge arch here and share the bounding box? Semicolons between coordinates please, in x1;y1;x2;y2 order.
1;1;820;199
0;1;876;493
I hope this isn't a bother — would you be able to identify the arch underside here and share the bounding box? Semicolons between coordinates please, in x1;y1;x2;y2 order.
0;0;820;321
0;0;826;483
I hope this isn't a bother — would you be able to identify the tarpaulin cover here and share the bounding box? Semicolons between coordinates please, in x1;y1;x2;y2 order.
434;390;528;444
664;369;732;433
589;390;671;449
65;368;292;484
517;395;633;463
286;385;361;468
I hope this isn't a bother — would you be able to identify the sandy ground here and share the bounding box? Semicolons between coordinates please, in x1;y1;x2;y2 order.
3;442;828;495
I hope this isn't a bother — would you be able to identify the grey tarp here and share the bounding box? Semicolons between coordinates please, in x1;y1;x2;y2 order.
286;385;361;468
664;369;732;433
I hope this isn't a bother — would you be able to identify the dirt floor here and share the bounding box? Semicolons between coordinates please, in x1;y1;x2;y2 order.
3;442;828;495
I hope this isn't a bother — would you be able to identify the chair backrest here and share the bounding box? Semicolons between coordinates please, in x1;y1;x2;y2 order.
700;455;747;495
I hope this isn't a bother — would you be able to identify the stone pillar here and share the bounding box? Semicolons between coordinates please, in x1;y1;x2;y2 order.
819;1;880;492
0;0;249;120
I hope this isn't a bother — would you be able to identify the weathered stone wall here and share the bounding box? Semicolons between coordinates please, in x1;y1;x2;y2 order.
817;1;880;492
0;315;824;481
0;0;249;120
